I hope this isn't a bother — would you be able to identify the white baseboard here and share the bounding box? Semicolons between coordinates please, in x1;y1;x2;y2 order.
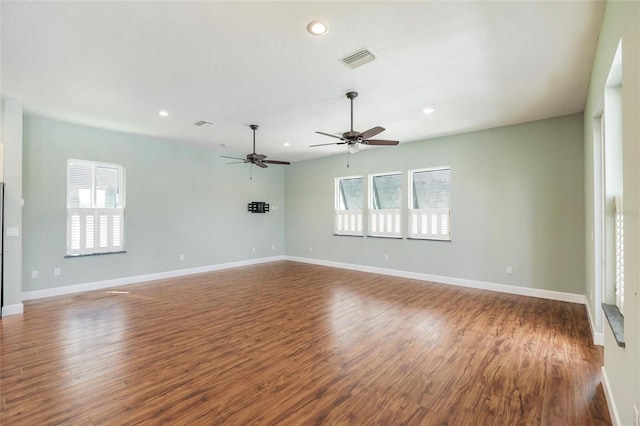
21;254;585;308
2;303;24;316
601;366;621;426
285;256;586;304
22;255;286;301
585;300;604;346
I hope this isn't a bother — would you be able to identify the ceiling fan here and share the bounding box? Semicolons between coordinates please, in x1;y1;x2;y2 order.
221;124;290;170
310;91;400;150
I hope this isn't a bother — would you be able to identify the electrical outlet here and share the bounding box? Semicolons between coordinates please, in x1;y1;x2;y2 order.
309;246;313;252
179;254;184;261
53;268;61;276
272;245;275;250
32;270;38;279
384;254;389;261
252;247;256;253
506;266;513;275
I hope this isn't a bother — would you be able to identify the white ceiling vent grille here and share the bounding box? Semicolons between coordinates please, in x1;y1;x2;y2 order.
340;48;377;69
194;120;214;127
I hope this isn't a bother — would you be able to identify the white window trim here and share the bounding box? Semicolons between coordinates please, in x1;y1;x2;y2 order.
67;159;125;256
408;166;451;241
368;172;403;238
335;175;364;236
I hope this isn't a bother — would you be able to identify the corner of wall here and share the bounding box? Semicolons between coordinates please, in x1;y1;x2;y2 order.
585;300;605;346
1;98;24;314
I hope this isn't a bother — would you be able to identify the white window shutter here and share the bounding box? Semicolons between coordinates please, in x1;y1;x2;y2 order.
368;209;402;238
334;210;363;236
615;196;624;314
408;208;450;240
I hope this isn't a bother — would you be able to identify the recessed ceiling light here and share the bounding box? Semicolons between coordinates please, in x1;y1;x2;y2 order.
307;20;327;36
283;142;290;147
422;108;435;115
158;110;169;117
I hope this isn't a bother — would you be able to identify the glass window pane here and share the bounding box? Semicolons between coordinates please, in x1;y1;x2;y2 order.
412;169;450;209
68;162;94;208
372;174;401;209
95;166;120;208
339;177;363;210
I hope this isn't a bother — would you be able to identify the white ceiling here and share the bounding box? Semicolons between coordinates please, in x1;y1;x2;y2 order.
1;1;604;163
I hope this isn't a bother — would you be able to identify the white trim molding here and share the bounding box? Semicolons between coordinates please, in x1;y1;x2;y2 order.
2;303;24;316
285;256;586;304
585;300;604;346
601;366;621;426
22;256;285;301
22;254;585;309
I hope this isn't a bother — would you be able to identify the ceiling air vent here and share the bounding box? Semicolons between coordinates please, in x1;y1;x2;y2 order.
340;48;377;69
194;120;214;127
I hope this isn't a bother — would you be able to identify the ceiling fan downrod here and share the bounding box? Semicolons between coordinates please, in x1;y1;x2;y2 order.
250;124;258;154
346;91;357;133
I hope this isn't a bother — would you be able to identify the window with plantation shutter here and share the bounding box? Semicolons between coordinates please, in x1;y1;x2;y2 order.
369;172;402;238
408;167;451;240
335;176;363;236
67;159;125;256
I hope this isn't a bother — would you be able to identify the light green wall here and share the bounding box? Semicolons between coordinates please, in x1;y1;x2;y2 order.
22;116;285;292
583;1;640;424
285;114;585;295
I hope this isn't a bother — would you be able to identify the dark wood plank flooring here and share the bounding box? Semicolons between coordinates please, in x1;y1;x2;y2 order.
0;261;610;425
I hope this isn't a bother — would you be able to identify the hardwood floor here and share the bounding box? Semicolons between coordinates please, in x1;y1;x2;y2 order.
1;261;610;425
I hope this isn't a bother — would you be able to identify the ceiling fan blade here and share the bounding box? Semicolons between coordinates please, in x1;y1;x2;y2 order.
263;159;290;165
225;161;246;165
316;131;344;140
256;162;268;168
220;155;246;160
359;126;385;140
309;142;348;147
363;139;399;146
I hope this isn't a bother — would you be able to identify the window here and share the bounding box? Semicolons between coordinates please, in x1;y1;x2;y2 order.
408;167;451;240
67;159;125;256
599;39;623;331
335;176;363;236
369;172;402;238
